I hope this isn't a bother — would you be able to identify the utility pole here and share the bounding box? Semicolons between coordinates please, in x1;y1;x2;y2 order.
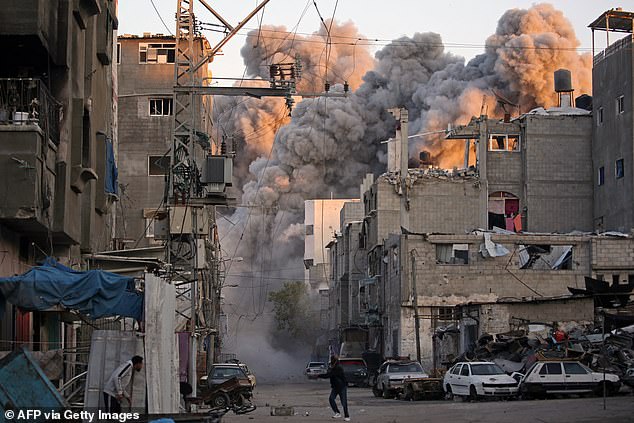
410;251;421;364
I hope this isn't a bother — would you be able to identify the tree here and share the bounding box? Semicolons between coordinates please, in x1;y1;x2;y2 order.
268;281;314;340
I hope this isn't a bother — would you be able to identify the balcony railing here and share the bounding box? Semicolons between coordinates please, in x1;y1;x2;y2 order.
0;78;62;144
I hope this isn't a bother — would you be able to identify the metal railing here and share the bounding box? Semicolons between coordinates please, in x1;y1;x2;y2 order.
0;78;62;144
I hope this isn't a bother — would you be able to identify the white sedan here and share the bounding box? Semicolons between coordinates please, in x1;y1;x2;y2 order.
443;361;519;400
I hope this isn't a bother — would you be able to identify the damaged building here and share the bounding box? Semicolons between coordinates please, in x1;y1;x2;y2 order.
324;37;634;370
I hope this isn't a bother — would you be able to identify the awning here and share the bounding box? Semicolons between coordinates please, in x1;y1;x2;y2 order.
0;258;142;320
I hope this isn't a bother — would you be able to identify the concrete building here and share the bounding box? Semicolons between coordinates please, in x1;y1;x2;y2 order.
0;1;118;349
589;9;634;233
115;34;212;247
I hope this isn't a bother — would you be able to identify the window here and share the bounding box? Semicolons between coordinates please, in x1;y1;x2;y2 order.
460;365;470;376
145;218;155;238
139;43;175;63
451;365;462;375
615;159;624;179
149;98;173;116
116;42;121;64
616;95;625;114
488;134;519;151
148;155;170;176
434;307;457;322
436;244;469;265
598;166;605;186
544;363;562;375
563;363;588;375
305;224;314;236
597;107;604;125
518;244;572;270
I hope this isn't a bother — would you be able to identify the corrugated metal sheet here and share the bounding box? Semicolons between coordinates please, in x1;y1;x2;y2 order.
144;273;180;413
0;348;67;417
83;330;146;411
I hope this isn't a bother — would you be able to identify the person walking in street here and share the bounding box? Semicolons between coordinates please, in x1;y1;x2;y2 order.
319;355;350;421
103;355;143;412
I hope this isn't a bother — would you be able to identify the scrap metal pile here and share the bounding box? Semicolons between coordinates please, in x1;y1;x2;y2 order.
451;324;634;387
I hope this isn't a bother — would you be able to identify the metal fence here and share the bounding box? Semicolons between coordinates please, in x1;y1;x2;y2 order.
0;78;62;144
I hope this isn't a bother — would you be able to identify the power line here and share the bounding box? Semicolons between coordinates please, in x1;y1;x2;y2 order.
148;0;174;36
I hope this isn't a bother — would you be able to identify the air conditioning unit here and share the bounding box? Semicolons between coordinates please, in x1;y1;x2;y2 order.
201;155;233;194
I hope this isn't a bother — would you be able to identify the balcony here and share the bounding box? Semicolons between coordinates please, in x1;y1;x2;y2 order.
0;78;60;235
0;78;61;144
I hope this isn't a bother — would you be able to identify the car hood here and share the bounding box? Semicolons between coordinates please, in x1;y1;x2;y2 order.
472;374;517;384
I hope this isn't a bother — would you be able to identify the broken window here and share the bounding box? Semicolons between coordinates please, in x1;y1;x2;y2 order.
436;244;469;265
488;134;519;152
139;43;176;64
488;191;521;231
518;245;573;270
149;98;173;116
433;307;457;322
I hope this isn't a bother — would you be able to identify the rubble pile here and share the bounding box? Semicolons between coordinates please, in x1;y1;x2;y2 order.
450;324;634;386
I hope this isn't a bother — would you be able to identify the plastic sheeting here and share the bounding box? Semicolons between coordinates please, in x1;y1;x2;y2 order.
0;258;142;320
479;232;510;258
83;330;146;411
144;273;180;414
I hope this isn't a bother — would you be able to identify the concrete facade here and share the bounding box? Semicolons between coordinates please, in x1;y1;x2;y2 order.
592;35;634;233
0;0;117;349
116;35;211;247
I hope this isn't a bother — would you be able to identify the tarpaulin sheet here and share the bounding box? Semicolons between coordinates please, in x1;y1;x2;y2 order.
0;258;142;320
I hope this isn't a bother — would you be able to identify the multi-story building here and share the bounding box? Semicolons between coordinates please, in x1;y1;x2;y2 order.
0;1;118;349
116;33;213;247
589;9;634;233
327;62;634;368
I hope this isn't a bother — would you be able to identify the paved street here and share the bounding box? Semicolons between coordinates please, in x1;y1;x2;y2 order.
224;380;634;423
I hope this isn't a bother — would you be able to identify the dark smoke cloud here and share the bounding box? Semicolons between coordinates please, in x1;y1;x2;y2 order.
216;3;592;380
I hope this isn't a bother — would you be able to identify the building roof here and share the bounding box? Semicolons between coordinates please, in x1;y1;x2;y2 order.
588;9;634;33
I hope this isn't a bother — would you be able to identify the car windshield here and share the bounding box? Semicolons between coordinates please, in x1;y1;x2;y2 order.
470;364;505;375
340;360;365;371
390;363;423;373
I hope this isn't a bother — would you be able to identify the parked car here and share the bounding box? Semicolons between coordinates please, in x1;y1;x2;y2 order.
203;363;251;390
305;361;327;379
238;363;257;388
443;361;519;400
339;358;368;387
518;361;621;398
373;360;430;399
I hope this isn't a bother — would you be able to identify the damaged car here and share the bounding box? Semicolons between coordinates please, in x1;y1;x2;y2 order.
518;361;621;398
443;361;519;400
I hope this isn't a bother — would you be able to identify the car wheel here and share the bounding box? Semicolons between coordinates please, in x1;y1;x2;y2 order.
372;384;383;398
445;385;454;401
210;392;230;408
383;387;395;399
469;385;478;402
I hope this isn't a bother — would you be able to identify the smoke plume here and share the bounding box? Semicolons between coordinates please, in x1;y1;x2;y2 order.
216;4;592;380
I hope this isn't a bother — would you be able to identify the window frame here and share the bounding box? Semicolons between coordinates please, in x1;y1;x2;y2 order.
615;158;624;179
116;42;121;64
598;166;605;186
149;97;173;116
138;42;176;64
148;155;170;176
436;243;469;265
616;95;625;115
597;106;604;125
488;134;520;152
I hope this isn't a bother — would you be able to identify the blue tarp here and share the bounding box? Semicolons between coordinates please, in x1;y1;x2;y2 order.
105;137;119;195
0;258;142;320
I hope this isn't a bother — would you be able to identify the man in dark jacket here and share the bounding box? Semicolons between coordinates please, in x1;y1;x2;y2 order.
319;356;350;420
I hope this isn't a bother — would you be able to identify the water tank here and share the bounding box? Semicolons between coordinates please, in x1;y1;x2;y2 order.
576;94;593;111
554;69;573;92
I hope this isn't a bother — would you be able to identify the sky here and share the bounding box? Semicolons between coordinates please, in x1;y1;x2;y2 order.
117;1;629;81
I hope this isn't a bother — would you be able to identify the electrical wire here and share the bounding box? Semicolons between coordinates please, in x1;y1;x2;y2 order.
148;0;174;36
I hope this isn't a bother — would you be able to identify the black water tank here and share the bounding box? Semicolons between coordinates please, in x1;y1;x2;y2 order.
554;69;573;92
576;94;593;111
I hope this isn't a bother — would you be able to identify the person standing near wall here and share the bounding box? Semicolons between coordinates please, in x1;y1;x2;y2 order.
319;355;350;421
103;355;143;412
